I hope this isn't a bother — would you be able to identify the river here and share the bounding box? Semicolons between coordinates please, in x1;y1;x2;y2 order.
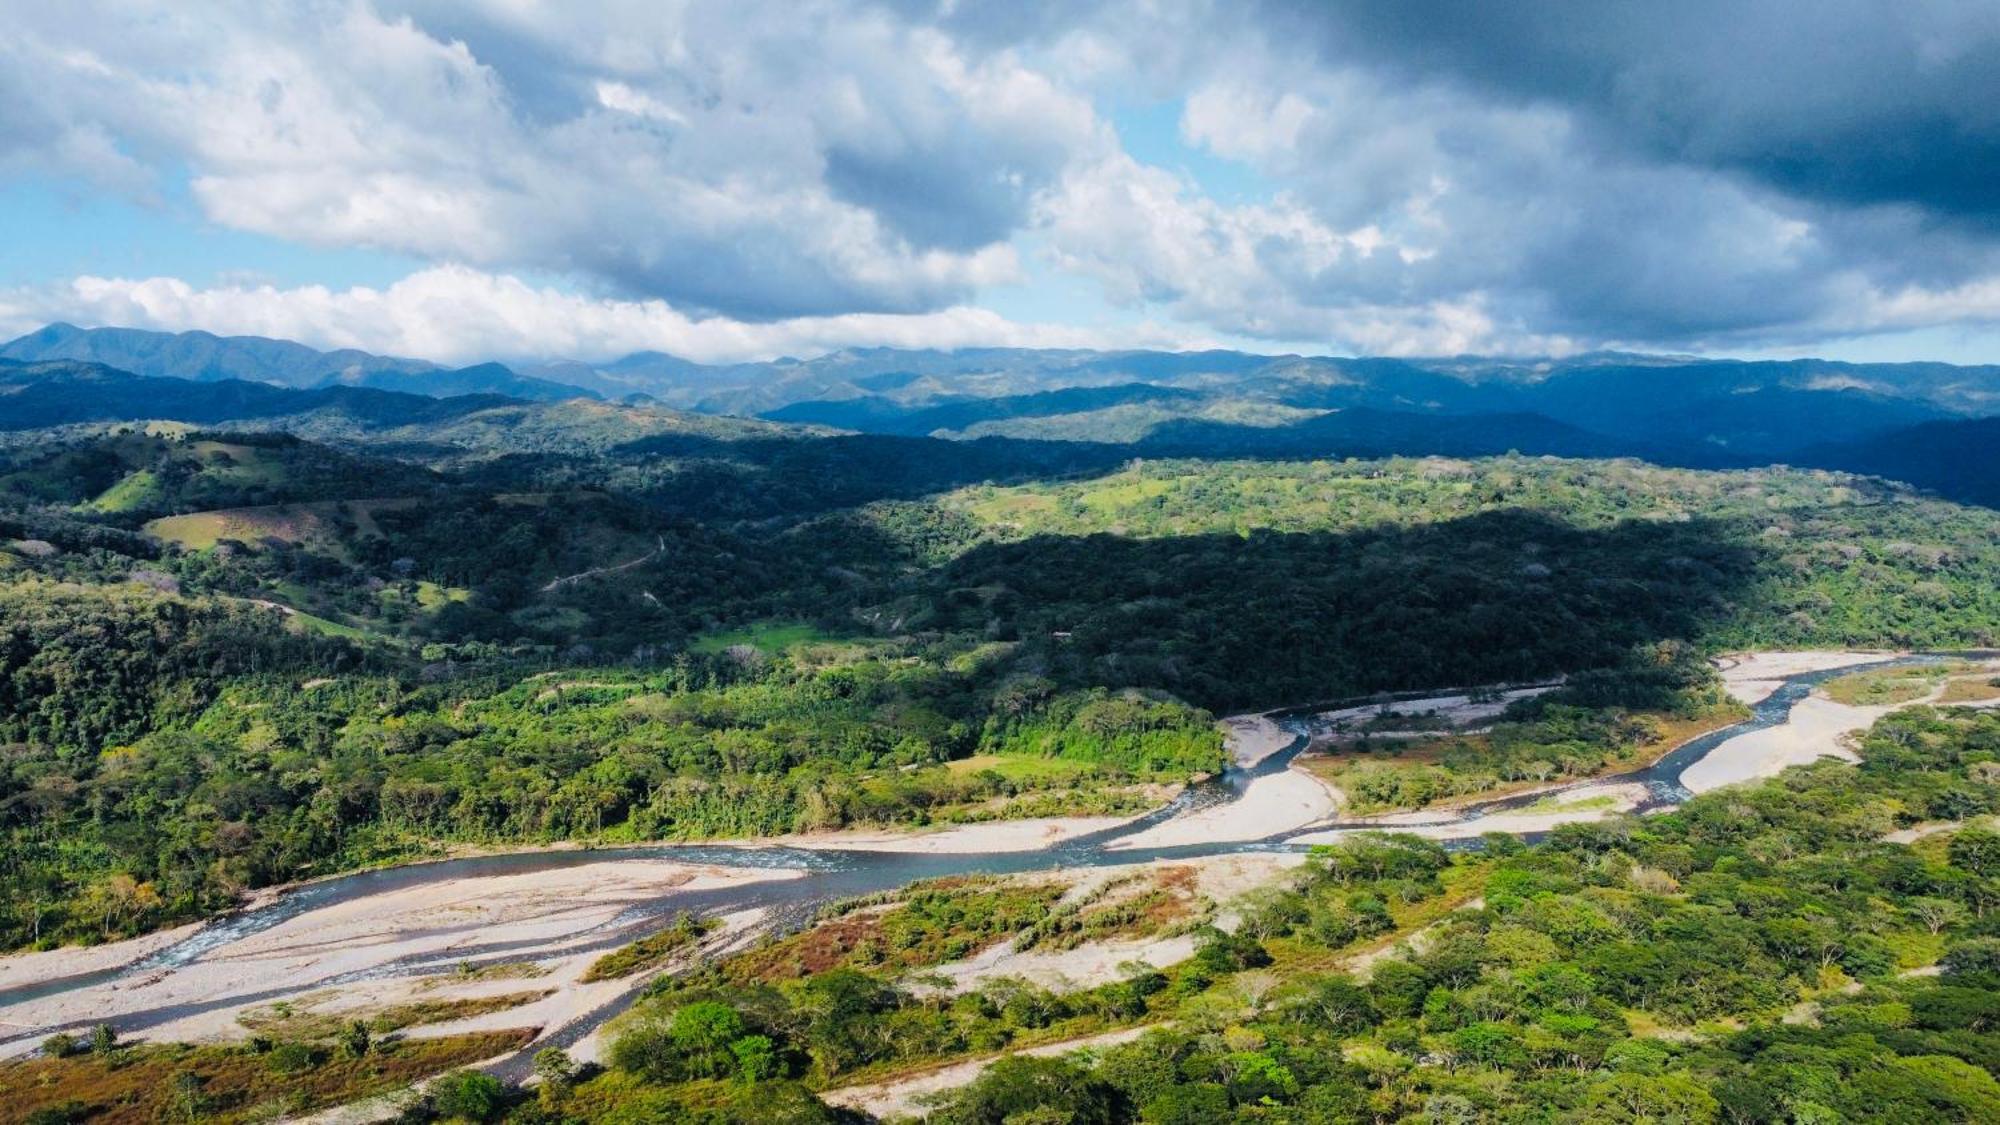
0;653;1952;1073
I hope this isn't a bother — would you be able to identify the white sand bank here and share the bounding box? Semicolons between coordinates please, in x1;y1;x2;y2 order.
1716;650;1901;705
1220;713;1297;767
1110;769;1336;850
734;815;1138;854
0;860;797;1059
0;921;202;992
1682;693;1884;793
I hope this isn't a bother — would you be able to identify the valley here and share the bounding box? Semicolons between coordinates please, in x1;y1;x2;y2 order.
3;350;2000;1121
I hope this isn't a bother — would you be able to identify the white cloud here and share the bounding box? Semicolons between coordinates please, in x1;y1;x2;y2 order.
2;1;1998;358
0;266;1208;365
0;2;1088;318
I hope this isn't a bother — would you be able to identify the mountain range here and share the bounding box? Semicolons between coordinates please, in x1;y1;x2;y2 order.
3;322;1997;507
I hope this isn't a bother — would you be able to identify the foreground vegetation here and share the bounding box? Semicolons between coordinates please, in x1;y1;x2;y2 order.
488;705;2000;1123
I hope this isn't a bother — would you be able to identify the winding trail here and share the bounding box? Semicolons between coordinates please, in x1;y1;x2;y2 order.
540;536;665;591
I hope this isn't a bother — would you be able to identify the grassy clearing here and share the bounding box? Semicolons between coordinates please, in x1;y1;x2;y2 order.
945;754;1098;782
1822;666;1948;706
144;498;417;553
1940;675;2000;703
1296;709;1742;815
724;877;1065;983
688;621;838;655
283;606;371;640
1518;792;1619;815
582;915;717;982
0;1028;532;1125
1076;476;1175;514
961;491;1058;526
238;990;554;1038
86;469;165;514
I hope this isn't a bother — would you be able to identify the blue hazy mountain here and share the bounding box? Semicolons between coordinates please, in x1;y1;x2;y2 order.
0;324;595;402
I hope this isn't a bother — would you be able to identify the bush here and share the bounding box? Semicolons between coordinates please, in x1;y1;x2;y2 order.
265;1041;320;1074
23;1103;87;1125
39;1033;80;1059
431;1069;505;1122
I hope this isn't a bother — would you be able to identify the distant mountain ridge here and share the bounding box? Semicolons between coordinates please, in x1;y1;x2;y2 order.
5;351;2000;509
0;324;596;402
6;324;2000;495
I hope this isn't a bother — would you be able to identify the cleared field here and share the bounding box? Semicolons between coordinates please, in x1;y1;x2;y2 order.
85;468;165;513
145;498;418;552
689;621;840;655
945;754;1099;782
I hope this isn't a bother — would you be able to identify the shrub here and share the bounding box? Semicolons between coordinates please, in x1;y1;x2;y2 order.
431;1069;505;1122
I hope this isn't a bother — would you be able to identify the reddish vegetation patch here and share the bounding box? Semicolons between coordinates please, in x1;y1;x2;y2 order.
0;1029;533;1125
727;911;892;982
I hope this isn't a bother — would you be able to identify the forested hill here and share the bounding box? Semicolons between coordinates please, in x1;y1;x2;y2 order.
6;380;2000;949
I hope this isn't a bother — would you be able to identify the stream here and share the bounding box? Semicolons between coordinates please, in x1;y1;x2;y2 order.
0;654;1950;1072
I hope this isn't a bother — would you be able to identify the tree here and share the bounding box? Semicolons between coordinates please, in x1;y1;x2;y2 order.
1949;827;2000;878
1141;1083;1229;1124
1908;897;1966;936
430;1070;504;1123
533;1046;576;1106
931;1056;1117;1125
732;1035;781;1083
338;1020;371;1059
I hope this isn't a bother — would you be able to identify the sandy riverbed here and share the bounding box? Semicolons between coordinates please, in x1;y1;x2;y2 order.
1305;686;1556;737
1688;656;2000;792
1291;782;1651;844
1716;650;1901;705
0;860;798;1059
722;814;1141;854
1680;692;1884;792
1220;713;1297;767
1110;769;1337;850
0;921;203;992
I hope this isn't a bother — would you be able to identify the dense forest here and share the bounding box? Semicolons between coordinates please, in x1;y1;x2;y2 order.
5;407;2000;951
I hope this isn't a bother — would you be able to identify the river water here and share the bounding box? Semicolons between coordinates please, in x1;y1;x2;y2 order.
0;654;1949;1069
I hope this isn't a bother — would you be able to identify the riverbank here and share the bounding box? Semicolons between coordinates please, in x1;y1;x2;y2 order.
1292;782;1651;843
0;859;799;1060
1715;650;1902;705
1688;655;2000;792
715;813;1144;854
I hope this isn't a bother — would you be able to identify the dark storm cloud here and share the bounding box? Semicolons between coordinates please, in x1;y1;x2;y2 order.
1265;0;2000;226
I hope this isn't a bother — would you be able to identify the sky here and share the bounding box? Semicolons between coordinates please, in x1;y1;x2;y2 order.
1;0;1998;366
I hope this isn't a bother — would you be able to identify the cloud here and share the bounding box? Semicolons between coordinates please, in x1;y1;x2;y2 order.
0;265;1205;365
2;1;1999;356
1258;1;2000;226
0;2;1094;319
1144;7;2000;349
